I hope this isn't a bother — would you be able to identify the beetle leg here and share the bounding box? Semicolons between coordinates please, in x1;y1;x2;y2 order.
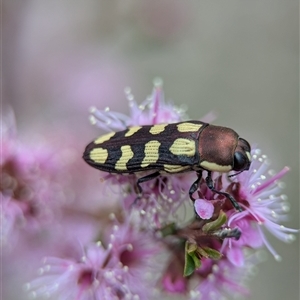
136;171;161;195
189;171;202;201
210;227;241;240
131;171;161;208
205;171;242;212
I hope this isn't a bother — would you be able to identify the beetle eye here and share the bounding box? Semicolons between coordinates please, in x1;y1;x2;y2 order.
233;151;248;171
239;138;251;152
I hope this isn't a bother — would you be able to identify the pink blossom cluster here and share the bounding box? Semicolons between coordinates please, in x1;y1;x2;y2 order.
2;81;297;300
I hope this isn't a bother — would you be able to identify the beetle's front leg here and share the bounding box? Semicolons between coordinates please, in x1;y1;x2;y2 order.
189;171;202;201
205;171;242;212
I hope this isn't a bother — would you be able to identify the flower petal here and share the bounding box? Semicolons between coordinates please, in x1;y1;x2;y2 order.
194;199;214;220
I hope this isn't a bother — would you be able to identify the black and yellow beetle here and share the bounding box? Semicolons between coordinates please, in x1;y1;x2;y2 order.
83;120;251;212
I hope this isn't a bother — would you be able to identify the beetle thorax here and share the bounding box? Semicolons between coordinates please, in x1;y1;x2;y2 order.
198;125;239;172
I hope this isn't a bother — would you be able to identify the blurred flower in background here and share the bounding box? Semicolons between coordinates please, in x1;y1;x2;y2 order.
2;1;298;300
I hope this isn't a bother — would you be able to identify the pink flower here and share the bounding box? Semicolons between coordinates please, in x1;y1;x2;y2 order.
194;199;214;219
26;243;113;300
223;217;263;267
225;149;298;260
1;110;97;248
192;258;251;300
90;78;186;132
26;214;163;300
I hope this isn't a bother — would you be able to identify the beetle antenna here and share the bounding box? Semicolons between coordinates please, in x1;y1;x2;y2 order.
228;170;243;178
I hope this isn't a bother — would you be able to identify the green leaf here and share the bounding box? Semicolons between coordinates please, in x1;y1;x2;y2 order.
186;242;197;254
202;210;227;233
184;251;196;277
202;247;222;260
184;241;202;277
190;251;202;269
196;247;209;259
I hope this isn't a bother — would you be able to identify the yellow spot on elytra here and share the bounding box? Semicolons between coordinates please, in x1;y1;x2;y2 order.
177;122;203;133
163;164;190;173
141;140;161;168
94;132;115;144
115;145;134;171
200;161;232;172
169;138;196;157
125;126;142;137
90;148;108;163
149;124;167;135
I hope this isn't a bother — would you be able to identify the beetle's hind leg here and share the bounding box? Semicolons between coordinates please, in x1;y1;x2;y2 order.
130;171;161;208
205;171;242;212
136;171;161;195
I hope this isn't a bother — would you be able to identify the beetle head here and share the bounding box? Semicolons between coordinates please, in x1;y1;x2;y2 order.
233;138;251;171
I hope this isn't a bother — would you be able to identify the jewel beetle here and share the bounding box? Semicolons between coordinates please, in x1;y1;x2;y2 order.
83;120;251;211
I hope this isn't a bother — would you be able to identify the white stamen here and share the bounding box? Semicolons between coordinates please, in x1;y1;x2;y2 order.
190;290;201;298
38;268;44;275
254;149;262;155
124;87;131;94
212;264;219;273
127;244;133;251
127;94;134;101
281;203;290;212
278;182;286;189
117;275;122;280
29;291;37;299
153;77;163;87
109;213;116;220
89;106;97;113
208;273;215;282
93;279;100;287
271;211;277;218
274;254;282;262
45;265;51;271
89;115;97;125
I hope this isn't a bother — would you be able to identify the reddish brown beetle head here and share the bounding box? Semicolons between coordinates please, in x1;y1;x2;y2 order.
198;125;251;173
